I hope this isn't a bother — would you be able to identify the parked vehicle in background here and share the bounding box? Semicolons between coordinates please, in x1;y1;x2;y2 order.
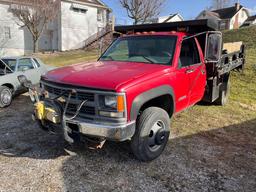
20;19;246;161
0;57;50;108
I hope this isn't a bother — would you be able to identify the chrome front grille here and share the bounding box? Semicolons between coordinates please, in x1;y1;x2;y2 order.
43;83;96;119
44;85;95;101
65;103;96;116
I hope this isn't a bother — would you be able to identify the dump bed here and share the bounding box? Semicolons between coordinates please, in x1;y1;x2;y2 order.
115;19;218;34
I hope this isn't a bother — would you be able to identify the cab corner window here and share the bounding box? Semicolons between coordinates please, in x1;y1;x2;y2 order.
179;38;200;67
18;58;34;71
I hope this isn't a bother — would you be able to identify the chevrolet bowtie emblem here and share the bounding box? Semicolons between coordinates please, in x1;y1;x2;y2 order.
57;97;66;103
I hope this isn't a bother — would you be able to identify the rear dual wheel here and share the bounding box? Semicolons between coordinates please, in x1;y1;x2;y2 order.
215;80;230;106
131;107;170;162
0;86;13;108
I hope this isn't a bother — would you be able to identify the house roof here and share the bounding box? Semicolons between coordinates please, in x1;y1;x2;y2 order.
211;4;244;19
66;0;110;10
246;15;256;22
0;0;111;10
162;13;183;23
74;0;105;7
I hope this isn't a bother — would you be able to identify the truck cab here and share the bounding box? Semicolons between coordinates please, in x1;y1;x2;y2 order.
21;19;245;161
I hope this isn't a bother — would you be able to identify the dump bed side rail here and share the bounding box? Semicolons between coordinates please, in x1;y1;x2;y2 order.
218;45;246;75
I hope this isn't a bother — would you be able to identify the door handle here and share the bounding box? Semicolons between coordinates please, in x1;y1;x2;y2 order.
186;69;194;74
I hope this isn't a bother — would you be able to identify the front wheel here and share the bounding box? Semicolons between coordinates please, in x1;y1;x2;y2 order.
130;107;170;161
0;86;13;108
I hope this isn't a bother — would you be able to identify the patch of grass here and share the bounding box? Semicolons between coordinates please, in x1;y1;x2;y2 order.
37;50;99;67
223;26;256;105
223;26;256;49
230;49;256;105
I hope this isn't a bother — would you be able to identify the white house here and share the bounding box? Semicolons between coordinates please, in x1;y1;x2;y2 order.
196;3;250;30
0;0;111;56
158;14;184;23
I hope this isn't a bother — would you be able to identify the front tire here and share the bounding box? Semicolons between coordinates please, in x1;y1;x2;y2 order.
130;107;170;161
0;86;13;108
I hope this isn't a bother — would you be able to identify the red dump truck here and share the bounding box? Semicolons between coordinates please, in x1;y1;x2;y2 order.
19;19;245;161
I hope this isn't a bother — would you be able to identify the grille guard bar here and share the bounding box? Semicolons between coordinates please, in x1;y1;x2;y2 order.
63;90;88;121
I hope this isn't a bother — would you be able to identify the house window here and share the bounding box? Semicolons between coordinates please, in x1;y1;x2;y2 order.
71;4;88;14
4;26;11;39
97;9;104;21
80;9;87;14
72;7;80;12
72;7;87;13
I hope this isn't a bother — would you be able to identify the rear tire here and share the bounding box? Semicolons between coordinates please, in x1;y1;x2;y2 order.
0;86;13;108
130;107;170;162
215;80;230;106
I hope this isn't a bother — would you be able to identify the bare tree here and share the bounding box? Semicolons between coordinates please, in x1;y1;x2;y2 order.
119;0;166;25
10;0;60;53
212;0;231;10
0;25;12;56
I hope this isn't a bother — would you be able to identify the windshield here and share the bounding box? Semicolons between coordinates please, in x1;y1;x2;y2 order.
1;59;16;71
100;35;177;65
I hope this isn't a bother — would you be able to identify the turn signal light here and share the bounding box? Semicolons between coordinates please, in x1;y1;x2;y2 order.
117;95;125;112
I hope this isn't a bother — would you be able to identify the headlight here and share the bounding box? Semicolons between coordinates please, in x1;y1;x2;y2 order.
100;95;125;111
99;95;126;118
104;96;117;109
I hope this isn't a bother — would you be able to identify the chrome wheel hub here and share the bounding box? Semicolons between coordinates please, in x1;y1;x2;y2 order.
1;89;12;105
148;120;166;151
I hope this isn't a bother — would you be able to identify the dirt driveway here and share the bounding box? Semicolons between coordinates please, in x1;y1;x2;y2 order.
0;95;255;192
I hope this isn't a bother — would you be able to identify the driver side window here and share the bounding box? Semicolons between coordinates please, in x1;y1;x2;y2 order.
179;38;200;67
18;58;34;71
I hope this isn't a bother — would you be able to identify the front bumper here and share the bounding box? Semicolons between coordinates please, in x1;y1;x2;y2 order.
64;119;136;143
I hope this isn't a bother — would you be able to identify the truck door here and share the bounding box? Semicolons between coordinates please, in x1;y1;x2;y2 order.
174;44;193;112
179;37;206;106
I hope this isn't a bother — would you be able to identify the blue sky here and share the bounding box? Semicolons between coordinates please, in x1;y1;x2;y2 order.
102;0;256;24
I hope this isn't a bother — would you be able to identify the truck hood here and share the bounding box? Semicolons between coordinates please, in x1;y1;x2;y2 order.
43;61;169;91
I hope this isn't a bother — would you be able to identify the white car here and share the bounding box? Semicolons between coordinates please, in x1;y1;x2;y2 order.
0;57;51;108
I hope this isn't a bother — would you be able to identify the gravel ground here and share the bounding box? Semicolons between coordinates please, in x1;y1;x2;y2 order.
0;95;255;192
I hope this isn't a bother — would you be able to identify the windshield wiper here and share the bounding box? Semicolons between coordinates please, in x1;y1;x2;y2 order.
129;55;155;64
141;56;155;64
101;55;114;61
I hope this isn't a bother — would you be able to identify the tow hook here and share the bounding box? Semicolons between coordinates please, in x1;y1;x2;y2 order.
95;140;106;149
85;137;106;149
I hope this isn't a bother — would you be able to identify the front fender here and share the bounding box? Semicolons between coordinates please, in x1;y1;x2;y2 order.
130;85;175;121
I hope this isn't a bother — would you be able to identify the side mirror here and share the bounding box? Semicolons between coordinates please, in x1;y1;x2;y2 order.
205;33;222;63
18;75;32;88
